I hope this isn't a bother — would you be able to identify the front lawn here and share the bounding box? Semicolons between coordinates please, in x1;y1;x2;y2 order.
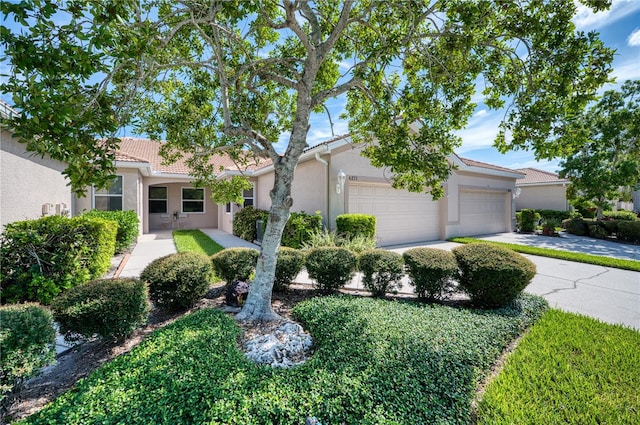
448;237;640;272
477;309;640;424
18;294;547;425
173;229;224;256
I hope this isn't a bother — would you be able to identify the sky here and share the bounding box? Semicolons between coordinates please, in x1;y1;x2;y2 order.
2;1;639;174
299;0;640;173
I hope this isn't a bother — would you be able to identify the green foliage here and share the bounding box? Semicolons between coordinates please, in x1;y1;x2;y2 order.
449;237;640;272
280;211;323;249
82;209;139;253
50;278;149;342
173;229;224;256
518;209;540;233
603;210;638;221
304;247;357;294
0;215;116;305
232;206;266;242
453;244;536;308
140;252;213;310
18;295;548;425
0;303;55;403
335;214;376;239
273;247;305;291
477;309;640;425
562;216;590;236
402;248;459;301
210;248;260;283
302;228;377;254
358;249;404;297
617;221;640;243
540;218;560;235
536;209;572;222
588;222;608;239
569;196;597;218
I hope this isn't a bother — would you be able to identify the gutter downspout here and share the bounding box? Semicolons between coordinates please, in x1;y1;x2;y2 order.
314;152;330;230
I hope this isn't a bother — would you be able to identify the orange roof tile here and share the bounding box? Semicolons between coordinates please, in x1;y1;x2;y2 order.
459;156;521;174
516;167;569;185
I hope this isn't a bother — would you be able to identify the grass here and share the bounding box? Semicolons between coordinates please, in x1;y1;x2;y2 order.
173;229;224;256
448;237;640;272
477;309;640;424
18;294;548;425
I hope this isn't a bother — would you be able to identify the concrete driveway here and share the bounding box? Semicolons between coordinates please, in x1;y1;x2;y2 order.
388;233;640;331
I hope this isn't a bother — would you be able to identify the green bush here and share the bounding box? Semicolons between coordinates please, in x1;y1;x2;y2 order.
232;206;265;242
50;278;149;342
570;197;597;218
274;247;306;291
588;223;608;239
359;249;404;297
0;215;116;305
336;214;376;239
305;247;357;294
403;248;458;301
562;216;590;236
281;211;323;249
536;209;572;222
302;229;376;253
453;243;536;308
141;252;213;310
210;248;260;283
518;209;539;233
617;221;640;243
0;303;55;402
602;210;638;221
83;209;139;253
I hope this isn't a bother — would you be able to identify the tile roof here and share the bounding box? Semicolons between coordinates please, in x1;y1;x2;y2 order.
458;156;522;174
515;167;569;185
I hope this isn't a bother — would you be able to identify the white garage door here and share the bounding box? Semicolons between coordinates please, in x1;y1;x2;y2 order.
459;190;507;236
348;183;440;246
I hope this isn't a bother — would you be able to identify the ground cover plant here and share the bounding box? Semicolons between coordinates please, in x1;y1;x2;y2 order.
173;230;224;256
448;237;640;272
477;309;640;424
17;294;547;425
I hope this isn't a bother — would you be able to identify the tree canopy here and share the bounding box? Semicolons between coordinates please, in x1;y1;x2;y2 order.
559;80;640;218
1;0;614;321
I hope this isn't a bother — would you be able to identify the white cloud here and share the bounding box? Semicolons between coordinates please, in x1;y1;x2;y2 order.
455;111;504;153
474;109;488;118
573;0;640;31
628;28;640;46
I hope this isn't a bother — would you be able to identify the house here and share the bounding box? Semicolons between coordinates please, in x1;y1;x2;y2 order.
514;168;570;212
0;100;73;229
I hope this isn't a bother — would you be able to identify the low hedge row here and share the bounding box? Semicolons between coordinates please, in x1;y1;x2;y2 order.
562;217;640;243
1;215;117;305
82;209;139;254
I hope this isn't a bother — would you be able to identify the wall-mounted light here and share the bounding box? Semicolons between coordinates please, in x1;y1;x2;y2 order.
512;187;521;199
336;169;346;194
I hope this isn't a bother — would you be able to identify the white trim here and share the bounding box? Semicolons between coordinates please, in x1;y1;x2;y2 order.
181;186;205;214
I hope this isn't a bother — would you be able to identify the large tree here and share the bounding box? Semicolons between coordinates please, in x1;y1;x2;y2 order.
558;80;640;219
1;0;613;321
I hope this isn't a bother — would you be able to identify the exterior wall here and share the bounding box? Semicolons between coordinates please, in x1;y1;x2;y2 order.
1;128;72;228
516;184;568;211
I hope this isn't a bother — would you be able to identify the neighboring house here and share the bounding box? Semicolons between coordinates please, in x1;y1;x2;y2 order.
0;100;73;229
514;168;570;212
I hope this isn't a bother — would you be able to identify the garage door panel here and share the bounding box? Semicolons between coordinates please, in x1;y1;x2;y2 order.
348;183;440;246
459;190;507;236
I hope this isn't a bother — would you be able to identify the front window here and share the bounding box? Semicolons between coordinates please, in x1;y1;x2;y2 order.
149;186;168;214
94;176;123;211
182;187;205;213
243;186;254;207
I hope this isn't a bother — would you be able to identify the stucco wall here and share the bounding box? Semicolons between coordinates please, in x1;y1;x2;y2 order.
1;128;72;227
516;185;568;211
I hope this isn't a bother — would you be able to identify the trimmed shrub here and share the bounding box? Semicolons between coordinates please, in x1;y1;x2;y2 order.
211;248;260;283
536;209;572;222
359;249;404;297
588;223;608;239
602;210;637;221
232;206;265;242
305;247;357;294
453;243;536;308
617;221;640;243
274;247;305;291
281;211;323;249
83;209;139;253
336;214;376;239
562;216;590;236
0;215;116;305
51;278;149;342
403;248;458;301
0;303;55;402
141;252;213;310
519;209;539;233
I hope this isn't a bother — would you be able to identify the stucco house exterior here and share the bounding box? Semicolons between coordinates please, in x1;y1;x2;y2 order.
0;100;73;229
514;168;570;212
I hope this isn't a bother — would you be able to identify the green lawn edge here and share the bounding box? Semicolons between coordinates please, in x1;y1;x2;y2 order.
448;237;640;272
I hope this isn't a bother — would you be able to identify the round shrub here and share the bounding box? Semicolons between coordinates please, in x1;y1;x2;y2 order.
141;252;213;310
0;303;55;401
453;243;536;308
274;247;306;291
210;248;260;283
359;249;404;297
51;278;150;342
402;248;458;301
305;247;357;294
562;217;589;236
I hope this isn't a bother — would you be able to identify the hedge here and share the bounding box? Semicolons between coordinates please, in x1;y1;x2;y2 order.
336;214;376;239
402;248;458;301
232;207;322;248
83;209;139;253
